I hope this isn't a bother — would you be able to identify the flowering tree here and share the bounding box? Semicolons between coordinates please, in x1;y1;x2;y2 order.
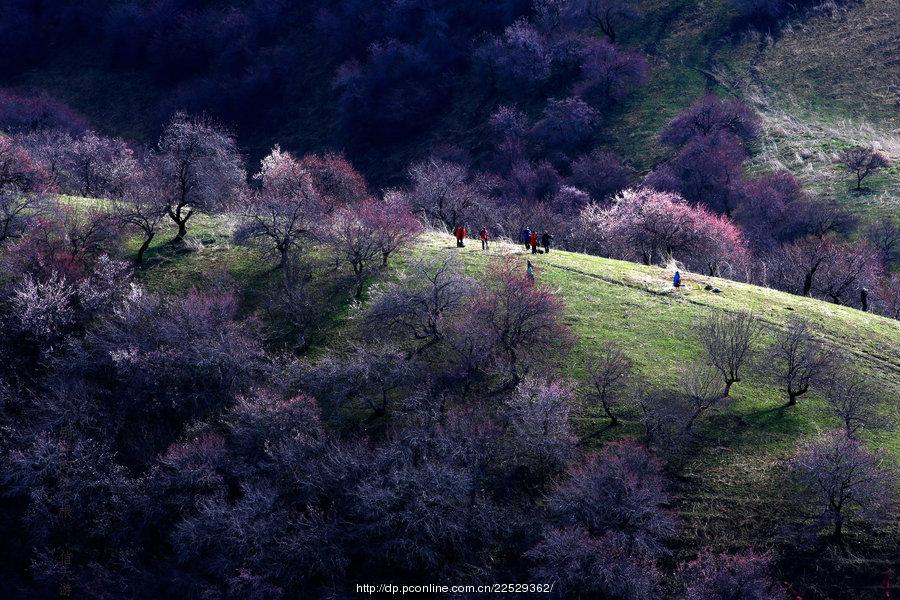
660;95;760;148
549;439;675;556
645;132;745;214
154;113;245;242
581;188;749;271
468;258;573;391
836;146;889;191
0;136;52;245
733;171;806;252
235;146;321;268
363;191;422;266
477;19;552;91
58;131;141;198
0;135;52;192
503;377;577;487
530;97;600;155
527;526;661;599
789;430;897;544
297;152;369;207
325;200;384;298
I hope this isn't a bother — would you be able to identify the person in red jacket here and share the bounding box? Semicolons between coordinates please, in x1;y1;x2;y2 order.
479;226;489;250
457;225;467;247
529;230;538;254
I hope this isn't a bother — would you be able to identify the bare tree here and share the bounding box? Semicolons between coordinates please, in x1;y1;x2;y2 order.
699;311;757;396
679;361;728;432
325;201;383;299
767;318;834;406
836;146;889;191
823;366;888;437
113;175;167;265
583;343;632;426
561;0;640;43
790;430;897;544
404;158;485;231
363;255;476;358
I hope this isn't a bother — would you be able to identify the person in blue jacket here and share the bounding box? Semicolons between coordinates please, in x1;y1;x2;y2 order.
522;227;531;249
673;270;681;288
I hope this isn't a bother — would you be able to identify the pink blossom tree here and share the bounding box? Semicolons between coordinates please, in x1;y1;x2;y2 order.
581;188;749;272
235;146;322;268
362;191;423;266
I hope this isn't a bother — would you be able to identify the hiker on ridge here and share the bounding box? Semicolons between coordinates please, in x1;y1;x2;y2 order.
479;226;489;250
522;227;531;250
529;230;539;254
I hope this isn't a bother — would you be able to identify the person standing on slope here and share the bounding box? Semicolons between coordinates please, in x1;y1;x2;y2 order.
479;226;489;250
456;225;467;248
522;227;531;250
529;230;539;254
541;231;553;254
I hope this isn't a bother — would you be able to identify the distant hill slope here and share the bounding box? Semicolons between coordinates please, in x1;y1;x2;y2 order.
9;1;898;210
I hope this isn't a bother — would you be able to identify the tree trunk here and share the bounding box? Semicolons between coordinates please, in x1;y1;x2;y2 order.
136;231;155;265
723;379;734;397
786;392;798;406
802;272;814;297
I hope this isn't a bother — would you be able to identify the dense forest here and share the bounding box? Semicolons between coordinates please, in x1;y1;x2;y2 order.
0;1;898;599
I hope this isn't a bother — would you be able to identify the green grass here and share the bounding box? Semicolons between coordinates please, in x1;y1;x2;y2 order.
408;233;900;453
116;213;898;459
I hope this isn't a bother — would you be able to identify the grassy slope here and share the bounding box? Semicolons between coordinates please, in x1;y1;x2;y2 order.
410;232;900;570
410;233;900;452
48;196;900;576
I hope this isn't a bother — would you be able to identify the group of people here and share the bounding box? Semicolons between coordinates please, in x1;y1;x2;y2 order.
451;225;554;255
452;225;492;250
521;227;552;254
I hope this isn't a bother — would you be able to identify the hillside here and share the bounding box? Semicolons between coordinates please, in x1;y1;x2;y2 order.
121;213;900;460
7;1;899;208
119;213;900;576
